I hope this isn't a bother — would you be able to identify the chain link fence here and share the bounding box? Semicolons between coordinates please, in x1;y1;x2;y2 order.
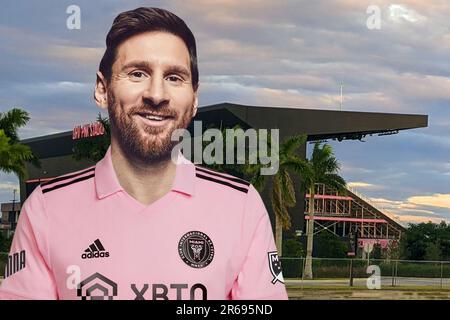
281;257;450;288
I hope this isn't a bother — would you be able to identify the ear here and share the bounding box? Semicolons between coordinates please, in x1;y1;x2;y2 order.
192;84;199;118
94;71;108;110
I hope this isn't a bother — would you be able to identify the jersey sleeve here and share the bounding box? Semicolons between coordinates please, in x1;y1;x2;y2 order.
230;185;288;300
0;186;58;300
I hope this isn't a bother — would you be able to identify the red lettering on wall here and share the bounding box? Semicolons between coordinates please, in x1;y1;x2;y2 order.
72;122;106;140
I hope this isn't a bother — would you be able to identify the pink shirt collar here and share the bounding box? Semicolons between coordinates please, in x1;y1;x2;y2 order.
95;146;196;199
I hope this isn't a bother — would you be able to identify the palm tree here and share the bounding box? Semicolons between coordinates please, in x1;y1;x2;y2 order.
205;127;309;256
249;134;312;256
0;108;38;180
0;108;30;143
302;142;346;279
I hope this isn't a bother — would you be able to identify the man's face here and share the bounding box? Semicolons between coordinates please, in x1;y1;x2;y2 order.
105;31;198;164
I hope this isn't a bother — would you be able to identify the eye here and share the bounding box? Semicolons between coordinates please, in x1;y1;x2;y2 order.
129;71;147;80
166;75;184;83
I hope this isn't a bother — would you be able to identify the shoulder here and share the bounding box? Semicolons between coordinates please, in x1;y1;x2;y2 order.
39;166;96;195
194;165;251;195
193;166;269;222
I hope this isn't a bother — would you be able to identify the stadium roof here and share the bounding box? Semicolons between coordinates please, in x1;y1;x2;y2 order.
21;102;428;158
193;102;428;141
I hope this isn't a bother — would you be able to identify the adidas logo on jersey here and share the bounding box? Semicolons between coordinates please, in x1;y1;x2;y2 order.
81;239;110;259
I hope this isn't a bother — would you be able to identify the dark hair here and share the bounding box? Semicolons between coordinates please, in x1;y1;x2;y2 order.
99;7;198;89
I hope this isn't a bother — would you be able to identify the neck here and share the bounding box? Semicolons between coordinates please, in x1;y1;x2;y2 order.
110;140;176;205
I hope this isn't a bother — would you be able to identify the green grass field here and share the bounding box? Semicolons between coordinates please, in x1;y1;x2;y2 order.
286;282;450;299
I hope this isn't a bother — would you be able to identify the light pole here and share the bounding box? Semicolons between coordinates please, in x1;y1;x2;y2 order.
10;189;18;233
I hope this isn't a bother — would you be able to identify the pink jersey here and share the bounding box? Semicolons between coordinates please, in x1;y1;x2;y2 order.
0;147;288;300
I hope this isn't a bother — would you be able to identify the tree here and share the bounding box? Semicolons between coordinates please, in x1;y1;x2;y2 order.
402;222;435;260
241;133;310;256
302;142;346;279
372;244;382;260
424;241;442;261
386;240;400;262
401;221;449;261
436;221;450;260
0;231;12;253
0;108;30;143
283;238;305;257
73;113;110;162
314;230;348;258
0;107;39;180
202;126;309;256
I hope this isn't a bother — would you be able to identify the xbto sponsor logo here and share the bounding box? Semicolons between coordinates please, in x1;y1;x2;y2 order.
131;283;207;300
75;272;207;299
81;239;110;259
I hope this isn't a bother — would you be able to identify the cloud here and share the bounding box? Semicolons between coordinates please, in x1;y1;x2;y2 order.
408;194;450;209
385;73;450;102
44;45;104;65
387;4;427;23
393;214;448;225
0;173;20;205
199;79;335;108
404;132;450;149
347;182;383;190
340;164;374;175
0;183;19;191
368;196;449;226
13;81;92;95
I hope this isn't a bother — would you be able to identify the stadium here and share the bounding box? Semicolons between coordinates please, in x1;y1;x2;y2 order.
1;102;428;259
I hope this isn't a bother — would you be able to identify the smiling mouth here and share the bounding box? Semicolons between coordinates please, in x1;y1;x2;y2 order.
135;112;175;121
133;112;176;129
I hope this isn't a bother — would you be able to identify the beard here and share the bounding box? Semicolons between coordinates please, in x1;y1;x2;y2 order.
107;89;193;165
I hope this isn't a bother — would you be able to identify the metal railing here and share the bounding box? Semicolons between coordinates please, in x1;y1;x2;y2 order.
281;257;450;289
347;186;399;222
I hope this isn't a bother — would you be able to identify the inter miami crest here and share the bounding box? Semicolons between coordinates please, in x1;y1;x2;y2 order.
178;231;214;268
268;251;284;284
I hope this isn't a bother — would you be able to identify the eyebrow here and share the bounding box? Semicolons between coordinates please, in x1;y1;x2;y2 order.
121;60;191;78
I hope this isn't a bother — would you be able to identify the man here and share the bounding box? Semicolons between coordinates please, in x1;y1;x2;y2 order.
0;7;288;300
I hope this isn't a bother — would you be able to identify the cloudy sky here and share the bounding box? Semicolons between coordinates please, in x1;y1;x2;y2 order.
0;0;449;226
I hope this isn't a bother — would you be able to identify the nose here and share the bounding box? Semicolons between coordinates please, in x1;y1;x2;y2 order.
142;74;169;106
